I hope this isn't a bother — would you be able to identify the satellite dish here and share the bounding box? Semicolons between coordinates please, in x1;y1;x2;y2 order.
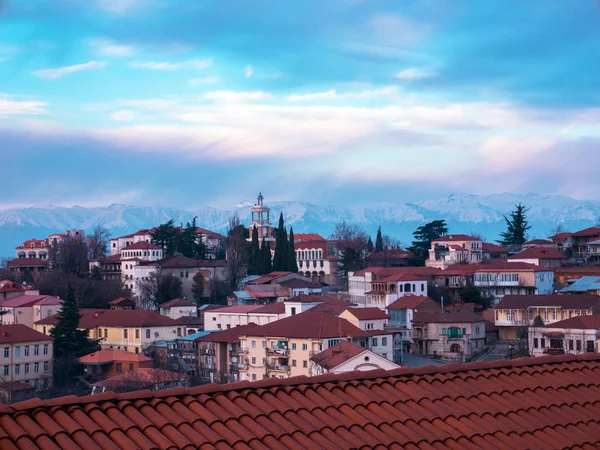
231;357;237;363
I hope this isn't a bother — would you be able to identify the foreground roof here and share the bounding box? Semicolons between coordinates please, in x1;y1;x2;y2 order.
2;354;600;449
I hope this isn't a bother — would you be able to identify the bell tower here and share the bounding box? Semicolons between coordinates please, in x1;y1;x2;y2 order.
248;192;275;245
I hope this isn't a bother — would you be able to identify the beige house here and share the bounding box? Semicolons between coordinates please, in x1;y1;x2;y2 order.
0;295;62;328
412;312;486;361
0;324;53;391
204;303;286;331
310;340;400;376
508;248;567;268
158;298;197;320
528;315;600;357
426;234;483;270
493;294;600;340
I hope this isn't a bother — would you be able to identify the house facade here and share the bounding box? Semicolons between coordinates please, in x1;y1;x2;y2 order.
426;235;483;270
528;315;600;357
0;295;62;328
309;340;400;376
508;248;567;268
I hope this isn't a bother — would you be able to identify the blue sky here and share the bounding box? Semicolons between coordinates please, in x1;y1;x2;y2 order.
2;0;600;209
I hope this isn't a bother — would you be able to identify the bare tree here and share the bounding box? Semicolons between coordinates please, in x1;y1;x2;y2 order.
469;230;486;242
137;271;159;310
330;220;369;243
382;235;401;249
48;235;88;275
87;225;110;261
225;213;248;291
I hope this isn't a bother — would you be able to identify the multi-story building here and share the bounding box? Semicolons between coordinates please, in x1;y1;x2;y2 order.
15;239;49;260
236;311;382;381
247;192;276;245
294;234;337;284
426;235;483;269
528;315;600;357
523;239;558;249
348;267;437;308
473;261;554;304
0;324;54;390
411;312;486;361
166;331;213;375
78;349;154;380
385;295;440;338
585;239;600;264
0;295;62;328
204;303;286;331
508;247;567;268
6;258;49;278
493;294;600;340
309;340;400;376
560;276;600;296
482;243;509;261
571;227;600;261
158;298;197;320
35;309;181;353
0;281;39;302
338;308;389;331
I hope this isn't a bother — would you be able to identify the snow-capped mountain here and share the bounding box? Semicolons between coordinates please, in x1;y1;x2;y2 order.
1;193;598;257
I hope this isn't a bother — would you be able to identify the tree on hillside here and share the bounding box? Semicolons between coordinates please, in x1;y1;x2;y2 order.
408;219;449;264
260;238;273;274
180;217;208;259
157;274;183;305
330;220;369;244
87;225;110;261
137;272;182;310
272;213;288;271
288;227;298;273
337;248;366;290
226;214;249;290
49;234;88;275
498;204;531;246
375;226;384;252
457;283;492;308
247;226;260;275
151;220;177;255
191;271;205;306
367;237;374;253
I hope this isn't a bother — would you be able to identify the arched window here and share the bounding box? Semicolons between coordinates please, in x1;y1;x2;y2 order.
404;283;411;293
450;344;461;353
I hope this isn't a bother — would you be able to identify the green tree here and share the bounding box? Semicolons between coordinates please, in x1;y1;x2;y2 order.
247;226;260;275
457;283;491;308
367;236;374;253
498;204;531;246
272;213;288;271
375;226;384;252
260;239;273;274
151;220;177;254
191;271;205;306
288;227;298;273
408;219;449;264
157;274;183;305
337;248;365;289
51;284;99;360
179;217;208;259
533;314;544;327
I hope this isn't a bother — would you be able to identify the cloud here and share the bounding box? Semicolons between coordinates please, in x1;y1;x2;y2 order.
96;0;145;14
245;65;254;78
364;14;431;47
287;89;337;102
90;38;136;56
287;87;397;102
189;77;219;85
0;96;47;116
109;110;136;122
128;59;212;70
395;67;436;81
33;61;107;80
201;91;273;102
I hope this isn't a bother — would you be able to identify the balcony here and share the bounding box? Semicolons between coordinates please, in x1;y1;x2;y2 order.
266;347;289;356
267;364;290;372
543;348;565;356
238;347;249;354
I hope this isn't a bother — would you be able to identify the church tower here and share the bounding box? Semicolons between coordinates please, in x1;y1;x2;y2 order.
247;192;275;244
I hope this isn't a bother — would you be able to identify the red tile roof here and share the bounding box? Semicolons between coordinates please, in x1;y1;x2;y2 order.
571;227;600;237
542;314;600;330
94;368;186;389
293;233;325;242
196;323;262;343
107;297;135;306
285;295;350;305
159;298;196;308
244;285;289;298
246;272;294;285
0;381;36;392
122;241;162;250
0;325;52;344
78;349;152;365
207;305;263;314
482;242;509;253
412;311;485;324
470;260;552;272
1;355;600;448
15;239;48;250
241;311;365;339
308;303;352;316
35;309;178;328
524;239;555;245
352;266;440;277
0;295;61;308
158;255;227;268
174;315;205;326
6;258;49;268
310;340;365;370
251;302;286;314
386;295;440;311
432;234;480;242
343;307;389;320
509;247;568;260
495;294;600;310
550;232;574;242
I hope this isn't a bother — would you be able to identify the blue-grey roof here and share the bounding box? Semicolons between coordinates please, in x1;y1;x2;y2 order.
560;276;600;293
176;331;214;341
233;291;254;299
240;275;261;284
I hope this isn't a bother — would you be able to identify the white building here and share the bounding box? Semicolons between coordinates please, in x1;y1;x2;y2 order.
204;304;287;331
158;298;197;320
426;234;483;270
310;340;400;376
528;315;600;357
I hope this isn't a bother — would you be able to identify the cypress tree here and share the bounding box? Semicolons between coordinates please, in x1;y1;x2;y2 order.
288;227;299;273
273;212;286;271
248;226;260;275
260;238;272;274
375;226;384;252
367;236;374;253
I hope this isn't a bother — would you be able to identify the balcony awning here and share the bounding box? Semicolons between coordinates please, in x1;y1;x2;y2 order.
542;331;565;336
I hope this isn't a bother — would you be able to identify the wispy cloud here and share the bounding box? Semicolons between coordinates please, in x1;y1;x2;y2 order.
90;38;136;57
245;65;254;78
0;95;47;116
395;67;436;81
202;91;272;102
33;61;107;80
128;59;212;70
189;76;219;85
109;110;137;122
287;87;397;102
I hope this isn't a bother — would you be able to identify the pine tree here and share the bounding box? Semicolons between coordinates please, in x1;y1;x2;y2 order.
272;213;287;271
367;236;374;253
288;227;299;273
498;204;531;246
151;220;177;255
248;226;260;275
260;238;272;274
375;226;384;252
51;284;98;359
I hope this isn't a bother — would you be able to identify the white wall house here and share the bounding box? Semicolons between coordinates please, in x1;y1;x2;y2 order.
528;315;600;357
426;235;483;270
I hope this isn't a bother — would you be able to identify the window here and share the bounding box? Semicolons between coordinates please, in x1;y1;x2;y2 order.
24;363;30;374
302;344;308;351
43;361;49;373
506;311;515;321
552;310;557;321
569;339;574;350
450;344;461;353
105;329;109;338
3;347;8;358
372;337;378;347
129;363;134;371
146;329;151;339
534;338;539;349
252;374;257;381
262;358;266;365
252;341;256;348
475;326;480;335
32;345;39;356
3;366;8;376
292;343;297;350
124;329;128;339
302;360;308;368
135;348;139;354
135;329;140;339
251;357;256;364
291;307;296;316
586;340;595;353
442;328;447;335
576;340;582;351
177;328;182;337
14;364;20;375
292;360;297;367
541;338;546;348
34;362;39;373
262;341;266;348
116;363;123;373
24;346;29;357
123;347;127;352
382;337;387;346
448;328;461;338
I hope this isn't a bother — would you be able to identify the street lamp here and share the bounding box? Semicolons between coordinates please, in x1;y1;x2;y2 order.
508;344;514;360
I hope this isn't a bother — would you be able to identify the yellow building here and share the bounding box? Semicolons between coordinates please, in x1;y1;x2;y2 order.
35;309;181;354
493;295;600;340
237;311;369;381
0;324;53;392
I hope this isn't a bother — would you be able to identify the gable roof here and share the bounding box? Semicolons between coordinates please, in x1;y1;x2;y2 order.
543;314;600;330
495;294;600;310
524;239;555;245
252;302;286;314
572;227;600;237
482;242;510;253
2;354;600;448
412;311;485;324
35;309;178;328
78;349;152;365
342;307;389;320
386;295;440;311
6;258;49;268
158;298;196;308
293;233;325;242
550;232;574;242
107;297;135;306
0;295;61;308
122;241;162;250
560;276;600;293
196;323;262;343
206;305;263;314
0;325;52;344
509;247;567;260
432;234;480;242
240;311;365;339
309;340;366;370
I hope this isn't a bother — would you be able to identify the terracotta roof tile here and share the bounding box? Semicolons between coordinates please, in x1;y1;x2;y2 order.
509;247;567;260
0;325;52;344
121;241;162;250
342;307;389;320
3;355;600;448
495;294;600;310
158;298;196;308
35;309;178;328
432;234;480;242
386;295;440;311
309;340;365;370
78;349;152;365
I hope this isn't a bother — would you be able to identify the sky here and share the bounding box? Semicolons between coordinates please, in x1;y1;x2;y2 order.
1;0;600;209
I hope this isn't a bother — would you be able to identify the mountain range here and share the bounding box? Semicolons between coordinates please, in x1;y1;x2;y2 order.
1;193;599;257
